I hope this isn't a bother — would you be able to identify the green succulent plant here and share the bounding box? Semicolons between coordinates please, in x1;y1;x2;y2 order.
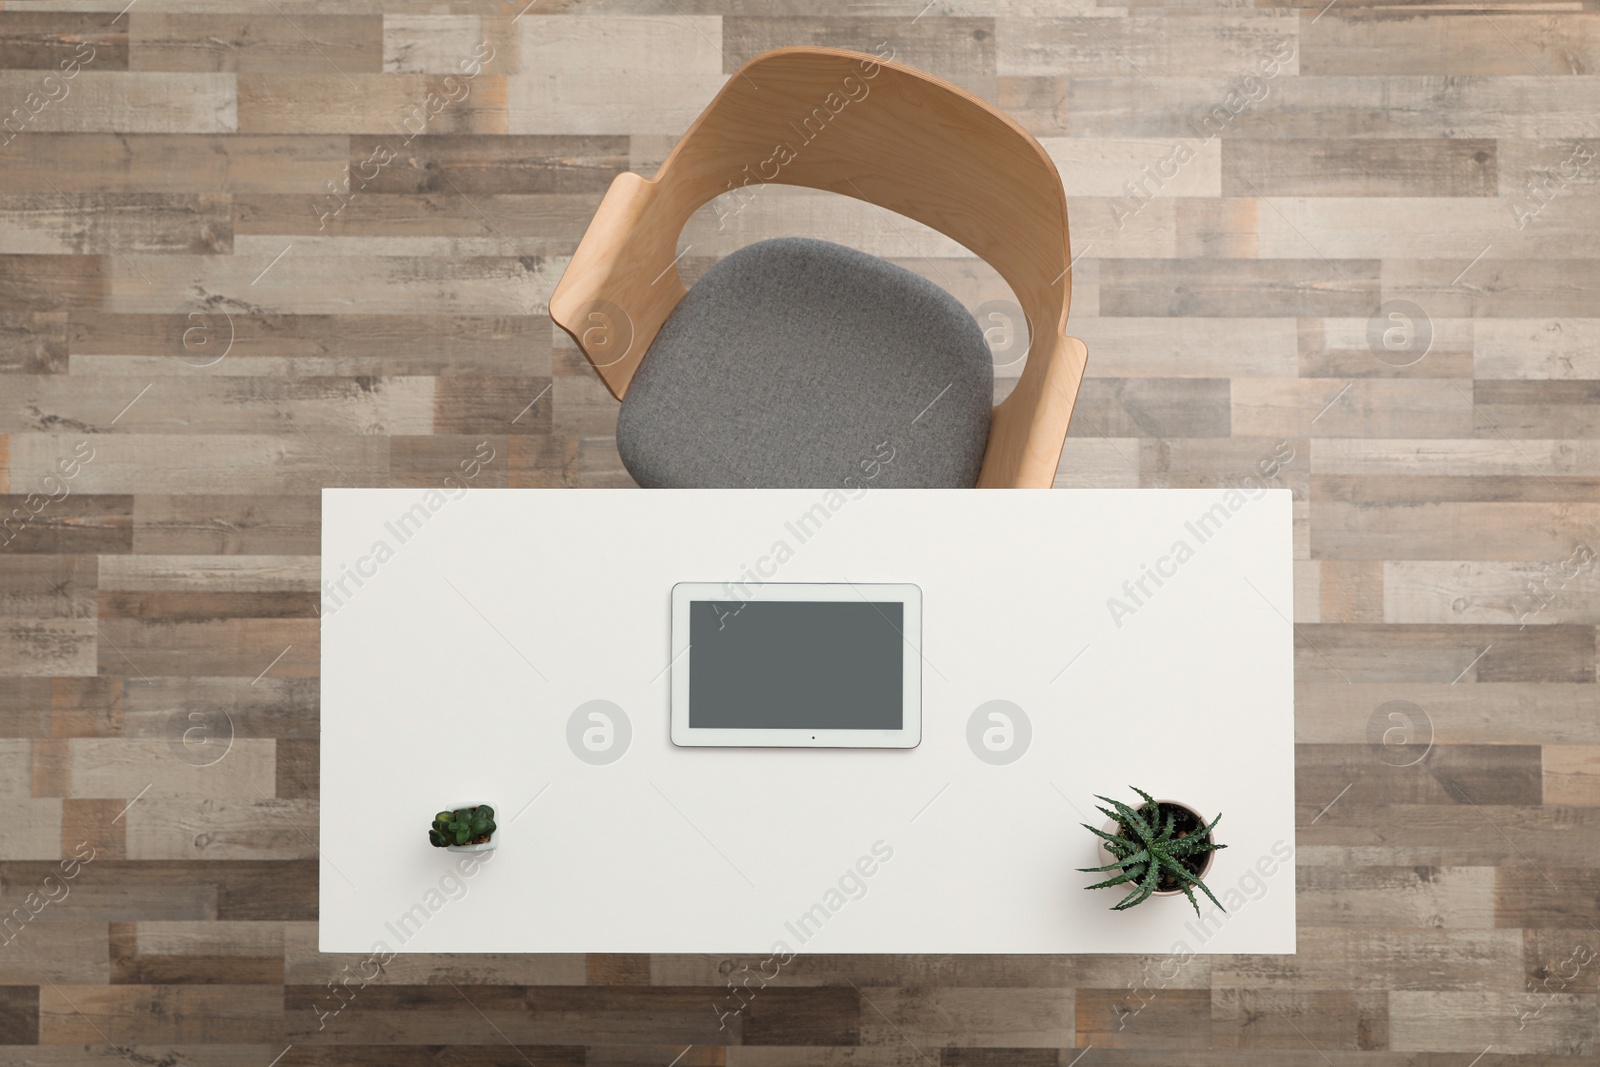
429;804;496;848
1079;786;1225;915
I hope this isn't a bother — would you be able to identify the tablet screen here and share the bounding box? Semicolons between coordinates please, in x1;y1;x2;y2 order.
688;599;904;729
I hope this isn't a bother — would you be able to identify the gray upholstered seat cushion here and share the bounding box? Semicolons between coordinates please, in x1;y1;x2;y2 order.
616;237;994;489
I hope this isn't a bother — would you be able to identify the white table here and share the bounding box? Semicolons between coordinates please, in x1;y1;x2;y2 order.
321;487;1295;954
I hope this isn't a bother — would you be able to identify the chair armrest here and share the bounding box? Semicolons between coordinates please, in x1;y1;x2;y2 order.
548;173;688;401
976;332;1088;489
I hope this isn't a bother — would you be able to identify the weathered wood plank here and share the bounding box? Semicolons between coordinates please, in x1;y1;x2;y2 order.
124;796;317;861
1319;558;1383;624
110;917;283;984
1312;438;1600;478
6;434;388;495
1384;559;1600;626
130;13;382;74
282;920;584;985
1255;197;1600;259
1313;501;1600;561
132;495;320;555
1066;75;1600;140
1303;802;1600;867
343;133;626;195
1297;681;1600;746
1211;987;1386;1051
432;375;552;435
1295;623;1595;683
1;376;433;435
1100;259;1380;317
1214;928;1525;991
1316;472;1600;505
0;555;95;618
97;555;315;593
0;192;230;255
1543;745;1600;805
1302;13;1600;77
1234;379;1474;438
1388;989;1595;1055
52;738;275;798
93;617;315;678
1045;138;1222;199
724;17;993;84
0;797;62;858
1294;864;1497;928
39;982;284;1043
105;253;548;316
0;13;124;71
1076;987;1209;1049
1069;378;1231;438
0;71;235;133
1298;743;1544;809
68;311;551;378
1497;866;1600;927
507;16;726;135
0;494;131;556
0;254;105;312
0;311;68;374
0;922;108;985
383;14;493;75
999;14;1297;79
858;987;1072;1048
121;676;317;743
1476;319;1600;379
238;73;506;135
1224;138;1498;197
1298;315;1475;381
0;619;96;677
386;433;511;489
0;133;348;195
1385;257;1600;318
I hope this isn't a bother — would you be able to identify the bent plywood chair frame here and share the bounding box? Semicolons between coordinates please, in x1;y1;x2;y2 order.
548;46;1088;489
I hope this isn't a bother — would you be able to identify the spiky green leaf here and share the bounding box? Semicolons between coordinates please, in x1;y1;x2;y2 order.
1081;788;1225;912
1084;869;1143;890
1078;848;1150;874
1113;856;1162;910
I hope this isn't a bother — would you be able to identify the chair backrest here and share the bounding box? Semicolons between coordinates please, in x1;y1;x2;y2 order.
549;46;1083;488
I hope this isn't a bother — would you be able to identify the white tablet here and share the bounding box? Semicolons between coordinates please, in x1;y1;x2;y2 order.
670;582;922;748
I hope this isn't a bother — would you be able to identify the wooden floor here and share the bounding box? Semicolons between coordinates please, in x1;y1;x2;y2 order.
1;0;1598;1062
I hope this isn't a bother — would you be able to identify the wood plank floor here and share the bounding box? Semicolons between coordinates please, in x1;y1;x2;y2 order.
2;0;1597;1062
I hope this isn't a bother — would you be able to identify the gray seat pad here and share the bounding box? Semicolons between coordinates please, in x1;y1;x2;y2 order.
616;237;994;489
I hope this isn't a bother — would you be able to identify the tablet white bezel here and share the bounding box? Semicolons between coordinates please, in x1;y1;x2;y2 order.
670;581;922;748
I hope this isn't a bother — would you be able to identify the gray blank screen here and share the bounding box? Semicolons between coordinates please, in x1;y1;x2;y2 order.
688;600;904;729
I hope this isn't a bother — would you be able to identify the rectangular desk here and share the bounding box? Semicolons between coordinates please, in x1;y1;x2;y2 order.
321;487;1295;954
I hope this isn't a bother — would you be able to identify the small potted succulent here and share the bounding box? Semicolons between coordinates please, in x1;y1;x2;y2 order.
1079;786;1224;916
429;803;496;853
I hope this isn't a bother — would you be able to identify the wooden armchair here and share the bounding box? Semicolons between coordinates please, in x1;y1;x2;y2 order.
549;46;1087;489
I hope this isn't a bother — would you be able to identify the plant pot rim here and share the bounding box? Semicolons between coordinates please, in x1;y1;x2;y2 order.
1097;797;1214;896
439;800;496;851
446;840;495;853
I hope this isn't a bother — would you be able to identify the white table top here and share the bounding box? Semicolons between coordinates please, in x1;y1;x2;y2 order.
320;487;1296;954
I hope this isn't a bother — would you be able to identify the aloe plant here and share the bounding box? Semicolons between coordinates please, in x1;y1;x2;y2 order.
1079;786;1224;915
429;804;496;848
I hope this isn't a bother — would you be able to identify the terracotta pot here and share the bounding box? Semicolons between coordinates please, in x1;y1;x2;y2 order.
1097;798;1214;896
